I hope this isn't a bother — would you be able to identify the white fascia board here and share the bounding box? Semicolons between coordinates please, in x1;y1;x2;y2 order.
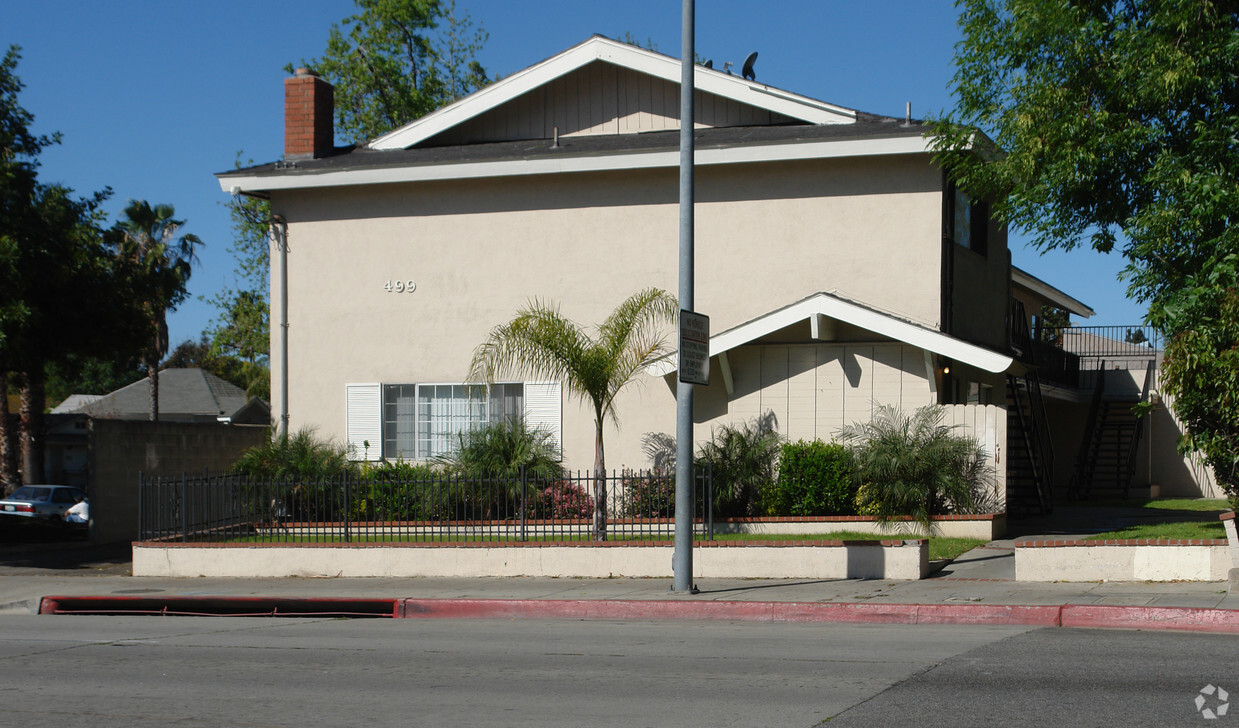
1011;267;1095;319
716;294;1014;373
646;294;1014;377
369;36;854;151
218;135;931;194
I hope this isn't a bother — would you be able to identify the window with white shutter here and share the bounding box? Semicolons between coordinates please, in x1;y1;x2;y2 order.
345;383;381;461
523;381;563;457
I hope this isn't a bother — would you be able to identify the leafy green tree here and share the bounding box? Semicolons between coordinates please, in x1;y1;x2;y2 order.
0;46;150;486
932;1;1238;307
931;0;1239;498
163;336;269;401
207;154;271;399
470;288;678;540
1158;262;1239;510
291;0;490;143
117;200;201;422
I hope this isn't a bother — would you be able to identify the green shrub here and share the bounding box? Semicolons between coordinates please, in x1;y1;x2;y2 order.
764;440;857;516
696;412;782;517
840;404;994;534
231;426;357;480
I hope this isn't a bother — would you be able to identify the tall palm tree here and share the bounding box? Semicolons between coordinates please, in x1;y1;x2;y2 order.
470;288;678;540
118;200;201;422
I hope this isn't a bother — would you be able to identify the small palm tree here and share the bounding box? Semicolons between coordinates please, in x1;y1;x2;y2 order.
470;288;678;540
118;200;201;422
840;404;994;534
696;412;782;517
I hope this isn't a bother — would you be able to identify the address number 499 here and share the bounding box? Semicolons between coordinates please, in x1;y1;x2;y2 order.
384;280;416;293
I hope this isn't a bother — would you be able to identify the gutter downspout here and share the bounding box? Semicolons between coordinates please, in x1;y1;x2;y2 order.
271;214;290;438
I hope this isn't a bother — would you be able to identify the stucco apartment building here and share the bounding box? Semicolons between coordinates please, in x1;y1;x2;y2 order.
221;36;1174;512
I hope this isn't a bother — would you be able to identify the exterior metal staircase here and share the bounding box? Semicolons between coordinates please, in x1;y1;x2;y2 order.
1007;301;1055;515
1068;360;1154;500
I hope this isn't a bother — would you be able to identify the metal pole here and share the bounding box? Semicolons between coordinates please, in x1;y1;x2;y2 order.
672;0;697;594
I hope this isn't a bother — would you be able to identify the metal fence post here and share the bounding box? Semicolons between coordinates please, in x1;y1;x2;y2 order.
343;473;351;543
707;462;714;542
519;466;527;543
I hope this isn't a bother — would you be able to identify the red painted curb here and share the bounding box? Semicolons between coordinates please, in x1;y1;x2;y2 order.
398;599;1064;627
1060;605;1239;634
36;595;1239;633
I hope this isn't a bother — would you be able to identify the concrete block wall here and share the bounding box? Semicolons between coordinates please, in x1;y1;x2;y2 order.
88;420;268;543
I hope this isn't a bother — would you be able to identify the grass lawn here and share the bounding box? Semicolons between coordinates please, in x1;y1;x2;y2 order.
1083;521;1227;541
1068;498;1228;512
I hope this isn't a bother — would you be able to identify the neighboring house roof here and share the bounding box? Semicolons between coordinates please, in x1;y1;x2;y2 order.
77;368;267;424
50;394;105;414
1012;266;1095;319
651;292;1016;380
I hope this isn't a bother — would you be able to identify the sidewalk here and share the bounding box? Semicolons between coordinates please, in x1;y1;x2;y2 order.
4;541;1237;632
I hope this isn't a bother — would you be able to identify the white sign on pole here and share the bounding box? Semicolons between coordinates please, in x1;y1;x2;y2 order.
679;310;710;386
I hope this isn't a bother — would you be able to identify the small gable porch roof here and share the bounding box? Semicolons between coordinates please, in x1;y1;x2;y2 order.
651;293;1016;385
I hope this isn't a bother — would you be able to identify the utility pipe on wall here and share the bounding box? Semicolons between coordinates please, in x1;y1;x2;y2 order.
271;214;290;438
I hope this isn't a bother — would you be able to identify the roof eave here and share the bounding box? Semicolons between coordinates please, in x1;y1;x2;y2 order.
217;133;933;195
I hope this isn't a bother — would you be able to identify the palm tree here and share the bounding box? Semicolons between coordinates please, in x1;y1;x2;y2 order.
470;288;678;540
118;200;201;422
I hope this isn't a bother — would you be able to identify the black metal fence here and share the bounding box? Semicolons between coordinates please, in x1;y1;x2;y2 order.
139;468;714;544
1029;325;1161;387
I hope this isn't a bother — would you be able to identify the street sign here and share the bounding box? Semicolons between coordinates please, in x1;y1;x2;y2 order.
679;310;710;386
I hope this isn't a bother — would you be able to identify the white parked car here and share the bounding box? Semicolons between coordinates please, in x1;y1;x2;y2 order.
0;485;88;527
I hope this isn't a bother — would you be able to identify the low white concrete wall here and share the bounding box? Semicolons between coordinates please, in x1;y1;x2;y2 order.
1015;540;1233;582
715;515;1003;541
133;541;929;580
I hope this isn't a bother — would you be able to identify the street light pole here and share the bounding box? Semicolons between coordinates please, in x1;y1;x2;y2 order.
672;0;696;594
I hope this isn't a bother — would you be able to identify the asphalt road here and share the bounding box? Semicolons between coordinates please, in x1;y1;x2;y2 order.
2;616;1235;727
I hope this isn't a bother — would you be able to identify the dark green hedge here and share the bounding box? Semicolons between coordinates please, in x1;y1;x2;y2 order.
763;440;857;516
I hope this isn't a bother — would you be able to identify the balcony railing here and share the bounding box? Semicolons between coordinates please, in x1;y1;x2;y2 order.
1021;325;1160;388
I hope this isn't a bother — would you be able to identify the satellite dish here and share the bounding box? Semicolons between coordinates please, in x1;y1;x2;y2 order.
704;59;713;69
741;51;758;81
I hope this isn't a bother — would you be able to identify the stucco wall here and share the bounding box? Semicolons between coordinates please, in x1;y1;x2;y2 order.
88;420;267;543
269;155;947;471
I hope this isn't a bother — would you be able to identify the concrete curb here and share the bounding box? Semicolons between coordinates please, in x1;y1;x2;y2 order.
35;595;1239;633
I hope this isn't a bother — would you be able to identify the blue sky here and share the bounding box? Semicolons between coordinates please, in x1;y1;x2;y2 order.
3;0;1145;350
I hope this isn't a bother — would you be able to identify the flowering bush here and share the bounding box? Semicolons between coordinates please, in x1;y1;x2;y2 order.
539;479;594;519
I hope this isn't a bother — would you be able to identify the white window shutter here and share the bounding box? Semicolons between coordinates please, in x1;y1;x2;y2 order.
523;381;562;457
345;383;382;461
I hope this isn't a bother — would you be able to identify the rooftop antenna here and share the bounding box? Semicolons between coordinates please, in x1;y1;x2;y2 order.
741;51;758;81
722;60;734;74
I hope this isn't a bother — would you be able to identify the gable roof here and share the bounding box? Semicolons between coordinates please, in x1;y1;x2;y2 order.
1011;266;1095;319
370;36;857;151
650;292;1016;376
217;36;933;195
74;368;259;423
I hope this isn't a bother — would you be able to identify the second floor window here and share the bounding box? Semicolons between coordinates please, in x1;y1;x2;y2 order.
951;185;989;257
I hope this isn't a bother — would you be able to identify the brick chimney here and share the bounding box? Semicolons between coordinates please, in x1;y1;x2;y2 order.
284;68;334;159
